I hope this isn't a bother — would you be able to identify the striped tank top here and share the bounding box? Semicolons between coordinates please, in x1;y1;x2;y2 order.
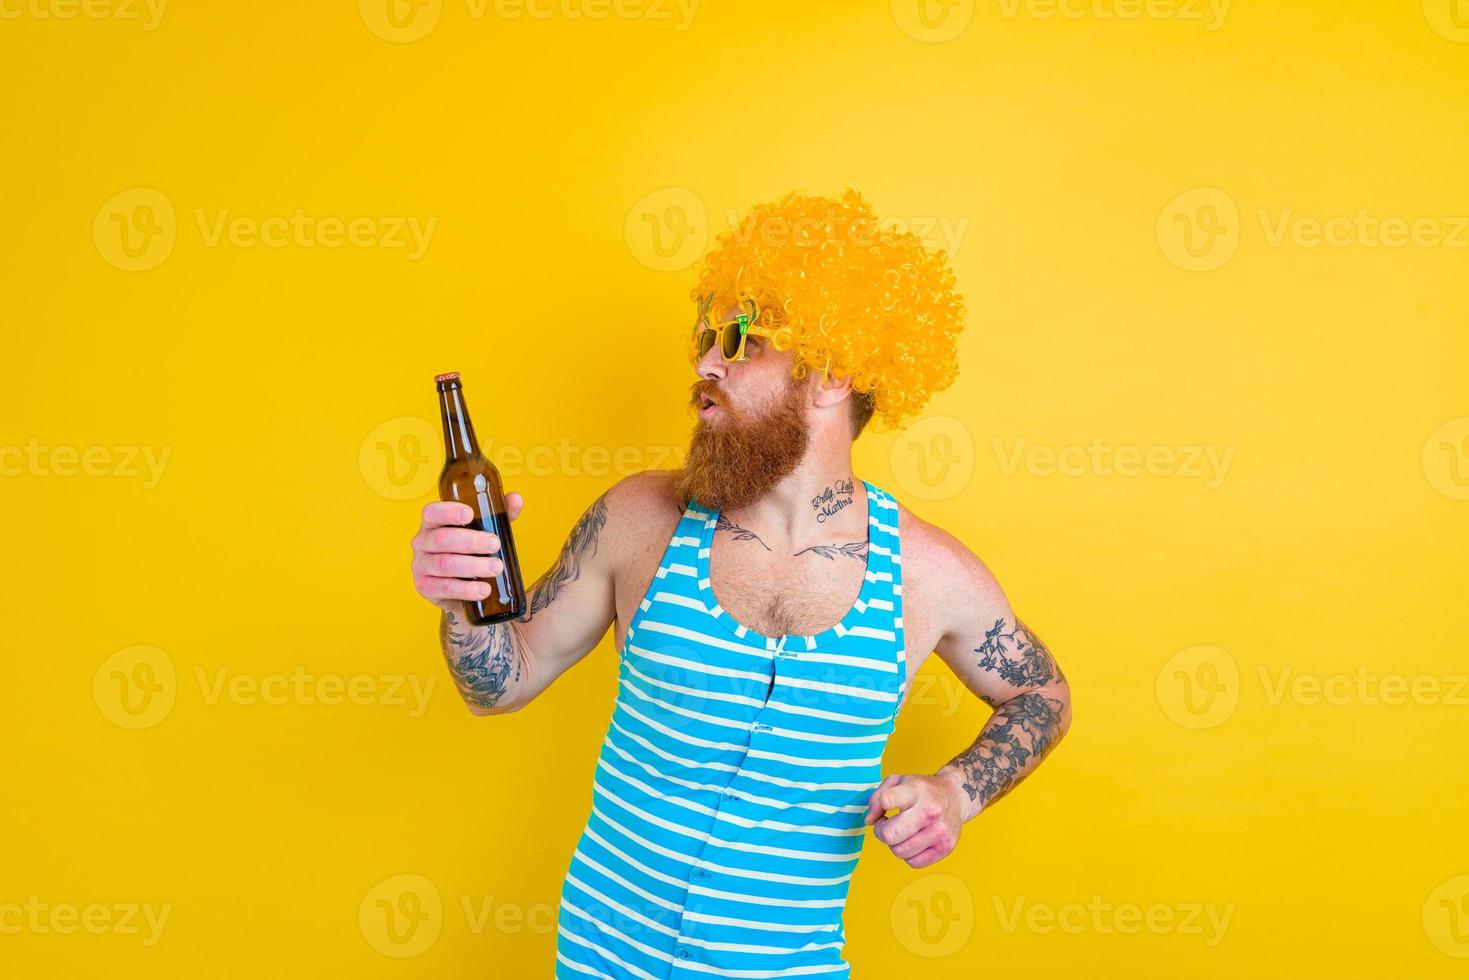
555;479;906;979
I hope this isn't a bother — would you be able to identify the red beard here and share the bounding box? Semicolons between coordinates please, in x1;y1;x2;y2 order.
673;379;810;513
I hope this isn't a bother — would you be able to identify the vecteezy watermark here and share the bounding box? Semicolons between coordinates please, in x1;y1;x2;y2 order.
93;187;437;272
993;437;1235;488
0;0;167;30
625;188;969;273
92;646;439;729
1157;645;1469;729
358;0;699;43
93;646;177;730
991;895;1235;945
994;0;1229;29
0;897;171;946
1422;416;1469;501
1422;0;1469;43
358;873;556;957
193;666;437;717
1156;188;1240;271
359;416;441;501
1423;873;1469;958
718;206;970;259
1156;645;1240;729
902;670;976;719
360;874;442;958
624;187;709;273
358;414;687;501
891;0;1228;43
891;873;975;957
0;439;171;488
1257;209;1469;250
1257;666;1469;707
1158;187;1469;271
890;0;975;42
889;415;976;503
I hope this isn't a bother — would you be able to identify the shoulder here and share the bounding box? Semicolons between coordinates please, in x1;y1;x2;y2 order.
593;469;687;565
888;495;1009;610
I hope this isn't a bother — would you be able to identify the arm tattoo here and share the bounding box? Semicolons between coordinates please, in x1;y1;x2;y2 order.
944;617;1069;811
947;689;1067;811
715;513;772;551
976;617;1065;687
793;540;869;563
522;493;608;621
440;608;520;709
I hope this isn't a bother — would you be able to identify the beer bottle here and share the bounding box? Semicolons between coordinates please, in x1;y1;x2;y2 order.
434;372;527;625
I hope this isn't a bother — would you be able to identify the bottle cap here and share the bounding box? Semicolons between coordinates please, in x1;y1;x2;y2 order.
434;372;461;383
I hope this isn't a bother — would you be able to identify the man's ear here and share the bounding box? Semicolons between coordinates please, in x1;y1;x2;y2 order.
810;363;855;411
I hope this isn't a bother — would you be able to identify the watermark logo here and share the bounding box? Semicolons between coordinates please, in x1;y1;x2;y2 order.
1156;644;1239;729
1424;874;1469;957
625;187;708;272
94;189;438;271
359;874;442;957
360;416;440;501
0;440;172;487
93;188;176;272
1423;0;1469;42
719;206;970;258
993;437;1234;488
891;0;975;43
1160;188;1468;269
1423;416;1469;501
890;415;975;502
1258;667;1468;707
891;873;974;956
1157;187;1239;272
992;894;1234;944
995;0;1229;29
193;667;436;716
359;417;688;500
0;0;168;30
359;0;442;41
0;898;171;946
1258;209;1469;249
93;646;176;730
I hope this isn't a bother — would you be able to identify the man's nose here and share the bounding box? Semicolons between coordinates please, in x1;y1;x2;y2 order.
696;343;728;380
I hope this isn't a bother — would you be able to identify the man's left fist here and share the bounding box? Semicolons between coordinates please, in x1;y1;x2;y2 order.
863;772;966;868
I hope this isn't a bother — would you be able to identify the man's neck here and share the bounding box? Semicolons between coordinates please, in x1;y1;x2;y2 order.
723;449;865;551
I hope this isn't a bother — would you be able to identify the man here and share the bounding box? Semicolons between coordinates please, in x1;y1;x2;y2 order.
410;189;1072;977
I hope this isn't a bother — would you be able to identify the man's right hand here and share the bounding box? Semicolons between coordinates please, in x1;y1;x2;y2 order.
411;495;525;614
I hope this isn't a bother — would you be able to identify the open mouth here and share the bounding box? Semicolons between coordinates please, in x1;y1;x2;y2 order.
697;392;720;417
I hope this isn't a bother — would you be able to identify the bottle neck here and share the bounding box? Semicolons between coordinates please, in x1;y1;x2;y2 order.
438;384;480;460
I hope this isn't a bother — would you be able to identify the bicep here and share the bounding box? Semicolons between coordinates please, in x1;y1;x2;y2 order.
929;549;1067;711
512;491;618;686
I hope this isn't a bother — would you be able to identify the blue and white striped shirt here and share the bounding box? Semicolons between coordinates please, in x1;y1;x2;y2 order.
555;480;907;978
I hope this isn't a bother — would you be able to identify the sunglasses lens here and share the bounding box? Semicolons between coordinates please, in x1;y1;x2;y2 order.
721;324;743;359
696;329;716;358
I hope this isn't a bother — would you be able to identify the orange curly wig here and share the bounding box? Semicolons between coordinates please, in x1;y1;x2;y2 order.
687;188;966;433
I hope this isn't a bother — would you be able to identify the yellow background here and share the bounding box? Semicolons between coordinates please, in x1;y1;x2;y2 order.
2;0;1467;975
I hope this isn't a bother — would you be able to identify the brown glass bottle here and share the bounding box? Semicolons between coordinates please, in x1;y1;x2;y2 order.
435;372;526;625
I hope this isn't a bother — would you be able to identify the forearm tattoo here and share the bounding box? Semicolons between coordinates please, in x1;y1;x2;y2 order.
522;493;608;620
948;618;1069;810
948;689;1067;811
440;609;520;710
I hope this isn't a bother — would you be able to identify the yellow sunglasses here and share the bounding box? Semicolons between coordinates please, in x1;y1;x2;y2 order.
692;295;766;362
